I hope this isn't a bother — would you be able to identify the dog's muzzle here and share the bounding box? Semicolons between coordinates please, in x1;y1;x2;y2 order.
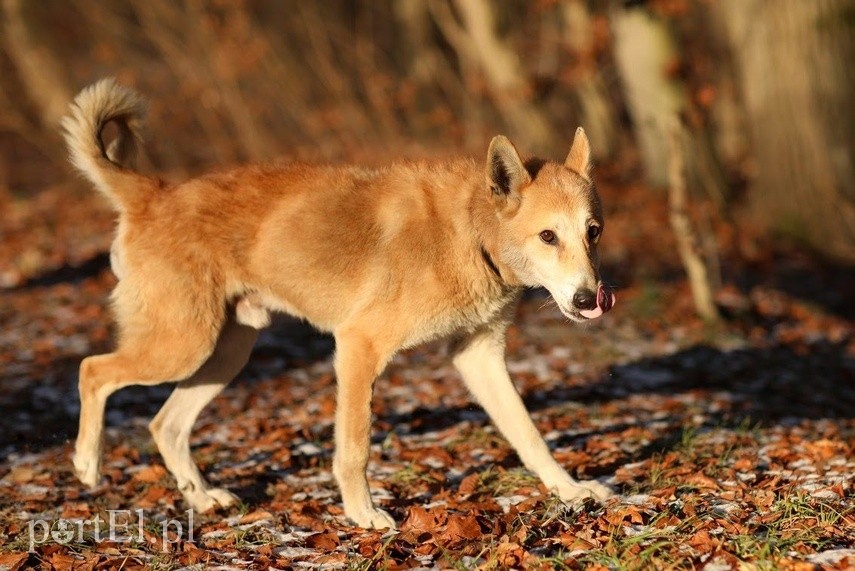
578;284;615;319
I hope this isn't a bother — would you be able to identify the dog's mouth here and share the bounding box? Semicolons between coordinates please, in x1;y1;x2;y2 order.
559;284;616;322
580;284;615;319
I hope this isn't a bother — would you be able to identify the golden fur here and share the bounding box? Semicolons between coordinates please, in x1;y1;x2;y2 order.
64;79;615;529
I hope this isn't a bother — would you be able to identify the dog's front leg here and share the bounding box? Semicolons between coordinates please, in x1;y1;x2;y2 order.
332;328;396;529
452;329;614;503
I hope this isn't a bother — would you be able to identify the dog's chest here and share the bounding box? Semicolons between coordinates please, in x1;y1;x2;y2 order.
401;284;520;348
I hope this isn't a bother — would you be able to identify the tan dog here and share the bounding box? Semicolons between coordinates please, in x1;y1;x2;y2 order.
63;79;616;529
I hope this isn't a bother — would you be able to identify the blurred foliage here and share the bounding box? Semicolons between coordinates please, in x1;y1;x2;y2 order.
1;0;853;261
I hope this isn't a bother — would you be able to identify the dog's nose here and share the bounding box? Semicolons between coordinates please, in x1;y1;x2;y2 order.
572;289;597;310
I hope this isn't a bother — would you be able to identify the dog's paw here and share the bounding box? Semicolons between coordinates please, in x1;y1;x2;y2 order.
579;480;615;501
348;507;397;530
553;479;614;504
185;487;240;513
73;452;100;489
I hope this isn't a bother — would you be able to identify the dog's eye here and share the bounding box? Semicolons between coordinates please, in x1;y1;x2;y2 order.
587;224;601;242
539;230;557;245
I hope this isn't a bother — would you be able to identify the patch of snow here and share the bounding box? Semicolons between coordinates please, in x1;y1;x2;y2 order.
623;524;649;537
621;494;653;506
495;495;528;513
294;442;324;456
810;489;841;501
702;556;734;571
807;549;855;566
710;502;741;518
274;546;318;559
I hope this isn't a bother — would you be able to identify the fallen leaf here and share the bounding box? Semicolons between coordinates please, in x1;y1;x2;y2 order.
458;472;481;495
239;510;274;524
305;530;340;551
439;513;481;546
0;553;29;571
4;466;37;483
400;505;447;533
132;464;166;483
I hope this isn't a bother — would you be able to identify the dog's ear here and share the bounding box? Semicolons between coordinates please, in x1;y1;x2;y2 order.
565;127;592;180
486;135;531;210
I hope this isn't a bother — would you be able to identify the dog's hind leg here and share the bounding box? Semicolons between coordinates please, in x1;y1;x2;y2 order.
73;291;223;491
332;325;397;529
149;315;258;512
452;327;614;503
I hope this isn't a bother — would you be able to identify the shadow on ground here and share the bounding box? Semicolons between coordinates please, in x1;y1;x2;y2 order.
0;315;334;459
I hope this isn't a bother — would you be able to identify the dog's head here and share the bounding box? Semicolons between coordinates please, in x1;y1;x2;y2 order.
486;128;614;322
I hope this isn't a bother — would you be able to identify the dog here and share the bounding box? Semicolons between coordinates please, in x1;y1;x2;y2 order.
63;79;616;529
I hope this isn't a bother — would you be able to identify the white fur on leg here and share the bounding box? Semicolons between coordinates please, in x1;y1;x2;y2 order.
149;318;258;511
453;331;615;505
549;474;614;503
73;446;101;489
333;454;396;529
150;380;234;511
182;485;239;513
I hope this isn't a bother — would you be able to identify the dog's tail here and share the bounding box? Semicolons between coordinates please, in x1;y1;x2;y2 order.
62;78;153;211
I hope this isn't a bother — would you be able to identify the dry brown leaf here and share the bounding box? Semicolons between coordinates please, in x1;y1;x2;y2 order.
305;530;340;551
4;466;37;484
732;457;754;471
458;472;481;495
400;505;447;533
60;502;91;519
357;534;383;557
132;464;166;483
137;485;170;508
559;532;597;550
777;559;816;571
688;529;716;551
238;510;274;524
804;438;843;461
440;513;482;546
48;551;77;571
685;473;719;490
494;541;527;568
0;553;29;571
178;543;211;566
314;552;347;565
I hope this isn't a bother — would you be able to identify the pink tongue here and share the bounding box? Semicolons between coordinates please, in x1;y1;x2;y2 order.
580;285;616;319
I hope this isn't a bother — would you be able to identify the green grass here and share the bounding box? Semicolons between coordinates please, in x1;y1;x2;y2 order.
389;464;442;489
476;466;540;497
346;533;399;571
446;426;507;451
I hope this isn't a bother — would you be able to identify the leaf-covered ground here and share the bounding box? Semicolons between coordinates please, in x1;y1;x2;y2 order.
0;180;853;570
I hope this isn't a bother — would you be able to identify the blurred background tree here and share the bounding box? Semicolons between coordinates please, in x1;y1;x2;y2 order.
1;0;853;263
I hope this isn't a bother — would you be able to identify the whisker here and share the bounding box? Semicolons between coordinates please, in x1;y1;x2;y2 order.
537;297;558;312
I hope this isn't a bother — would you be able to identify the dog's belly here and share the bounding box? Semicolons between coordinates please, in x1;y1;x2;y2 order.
233;290;317;328
233;278;519;349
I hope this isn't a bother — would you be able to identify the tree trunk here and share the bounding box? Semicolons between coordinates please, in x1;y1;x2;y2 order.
2;0;72;129
561;0;619;160
720;0;855;262
668;123;721;323
431;0;557;153
611;4;686;187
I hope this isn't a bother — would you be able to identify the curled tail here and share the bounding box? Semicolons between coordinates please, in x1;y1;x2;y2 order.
62;78;152;210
